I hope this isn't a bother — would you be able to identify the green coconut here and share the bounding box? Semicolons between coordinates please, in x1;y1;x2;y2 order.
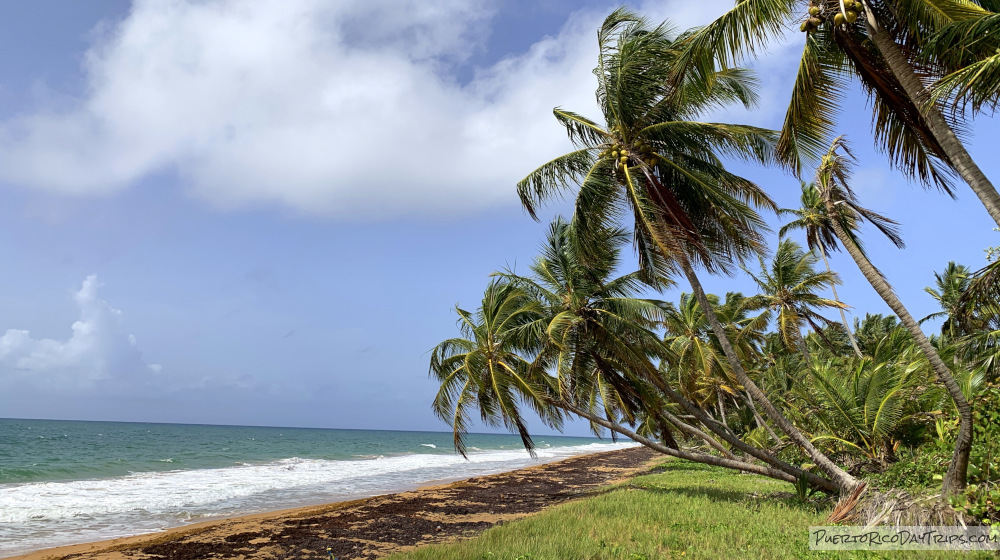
834;12;846;25
809;6;820;15
845;10;857;22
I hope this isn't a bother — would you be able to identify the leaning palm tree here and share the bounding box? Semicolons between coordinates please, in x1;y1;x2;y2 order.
812;136;974;496
744;238;848;359
678;0;1000;227
662;292;738;410
663;291;781;442
780;183;864;356
429;280;558;457
494;217;677;440
517;9;859;492
432;220;836;490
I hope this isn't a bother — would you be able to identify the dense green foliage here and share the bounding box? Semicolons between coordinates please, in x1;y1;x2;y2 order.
429;5;1000;530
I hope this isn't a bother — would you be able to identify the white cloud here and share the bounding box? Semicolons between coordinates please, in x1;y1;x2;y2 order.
0;0;587;217
0;275;160;391
0;0;768;218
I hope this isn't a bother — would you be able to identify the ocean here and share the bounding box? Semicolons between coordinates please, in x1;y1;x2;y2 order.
0;418;634;557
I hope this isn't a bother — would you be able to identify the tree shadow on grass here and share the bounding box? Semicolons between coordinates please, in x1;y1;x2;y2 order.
629;482;832;514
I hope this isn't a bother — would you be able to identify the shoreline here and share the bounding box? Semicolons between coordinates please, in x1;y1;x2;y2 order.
9;446;658;560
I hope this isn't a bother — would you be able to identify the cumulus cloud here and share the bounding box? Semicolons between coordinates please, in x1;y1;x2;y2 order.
0;0;588;217
0;275;160;391
0;0;763;218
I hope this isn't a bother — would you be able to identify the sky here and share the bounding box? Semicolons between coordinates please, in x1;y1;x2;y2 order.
0;0;996;435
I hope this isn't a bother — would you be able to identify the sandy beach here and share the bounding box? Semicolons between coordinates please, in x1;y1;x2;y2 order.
10;446;658;560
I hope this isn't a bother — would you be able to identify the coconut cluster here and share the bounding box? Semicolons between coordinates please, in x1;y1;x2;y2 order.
800;3;826;33
835;0;863;25
601;141;659;167
800;0;863;33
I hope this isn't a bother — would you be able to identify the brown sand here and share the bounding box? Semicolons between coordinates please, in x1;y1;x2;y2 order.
12;446;658;560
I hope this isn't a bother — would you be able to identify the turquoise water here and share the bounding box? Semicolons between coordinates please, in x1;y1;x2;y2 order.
0;418;633;557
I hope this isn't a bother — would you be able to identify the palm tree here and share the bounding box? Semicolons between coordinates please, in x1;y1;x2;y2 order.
662;292;737;410
431;220;834;489
663;291;781;442
429;280;558;457
516;9;859;492
744;238;848;359
493;218;676;441
678;0;1000;227
955;258;1000;378
922;261;976;338
780;183;864;356
812;137;973;496
854;313;906;356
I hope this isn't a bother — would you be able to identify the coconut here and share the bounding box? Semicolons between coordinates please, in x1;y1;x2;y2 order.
809;17;822;26
834;13;846;25
809;6;820;15
800;21;810;31
845;10;857;22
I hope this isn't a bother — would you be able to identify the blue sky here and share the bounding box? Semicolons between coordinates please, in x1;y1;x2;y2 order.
0;0;996;435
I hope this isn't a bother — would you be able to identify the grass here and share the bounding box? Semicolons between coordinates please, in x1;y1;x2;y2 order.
385;459;992;560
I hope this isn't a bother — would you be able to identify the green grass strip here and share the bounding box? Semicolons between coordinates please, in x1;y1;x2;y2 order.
386;460;990;559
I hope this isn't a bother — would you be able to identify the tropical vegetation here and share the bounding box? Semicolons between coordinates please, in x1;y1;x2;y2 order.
428;6;1000;532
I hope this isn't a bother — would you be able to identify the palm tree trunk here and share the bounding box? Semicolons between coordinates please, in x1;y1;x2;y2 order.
863;10;1000;228
555;400;838;492
676;253;861;493
662;410;736;459
742;390;783;445
819;244;863;357
825;203;972;496
646;368;807;478
795;329;812;362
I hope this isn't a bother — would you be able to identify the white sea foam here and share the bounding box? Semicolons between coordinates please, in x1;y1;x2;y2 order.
0;441;636;557
419;443;436;448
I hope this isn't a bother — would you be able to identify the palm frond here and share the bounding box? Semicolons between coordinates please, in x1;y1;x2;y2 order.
777;31;847;171
518;149;596;220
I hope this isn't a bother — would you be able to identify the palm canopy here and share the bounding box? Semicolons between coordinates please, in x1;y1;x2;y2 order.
495;217;673;434
662;291;765;407
677;0;989;190
921;261;976;336
926;12;1000;114
429;280;559;457
744;238;847;353
516;8;778;278
813;137;906;263
779;182;866;256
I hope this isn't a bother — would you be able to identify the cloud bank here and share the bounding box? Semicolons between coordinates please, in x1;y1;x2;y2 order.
0;0;766;218
0;275;160;392
0;0;608;217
